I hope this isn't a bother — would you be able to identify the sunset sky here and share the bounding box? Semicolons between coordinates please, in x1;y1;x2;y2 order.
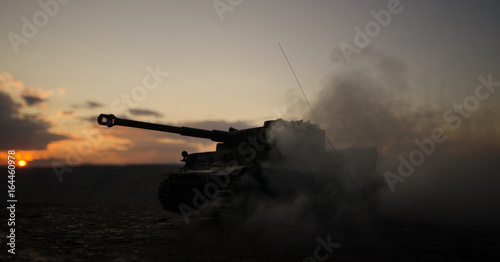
1;0;499;169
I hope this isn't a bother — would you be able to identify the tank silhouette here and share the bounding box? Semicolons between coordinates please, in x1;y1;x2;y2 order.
97;114;380;218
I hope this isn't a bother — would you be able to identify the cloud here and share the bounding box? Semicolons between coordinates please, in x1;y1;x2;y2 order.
71;100;103;109
58;111;76;117
22;94;46;106
0;72;54;108
0;72;68;150
0;72;23;93
86;101;102;108
0;91;67;150
129;108;163;117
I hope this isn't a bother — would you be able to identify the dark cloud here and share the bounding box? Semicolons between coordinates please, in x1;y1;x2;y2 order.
129;108;163;117
22;95;46;106
80;115;99;122
86;101;102;108
0;91;67;150
72;101;103;109
0;92;18;117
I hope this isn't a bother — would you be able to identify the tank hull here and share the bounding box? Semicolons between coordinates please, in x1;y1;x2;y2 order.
158;147;381;220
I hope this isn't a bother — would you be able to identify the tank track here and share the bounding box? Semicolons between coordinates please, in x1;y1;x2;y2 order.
157;174;180;213
211;182;237;215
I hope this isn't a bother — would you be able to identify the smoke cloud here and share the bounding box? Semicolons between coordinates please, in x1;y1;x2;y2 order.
209;49;500;250
312;48;500;227
215;121;383;247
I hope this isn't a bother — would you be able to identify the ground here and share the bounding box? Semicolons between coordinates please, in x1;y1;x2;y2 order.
1;205;499;262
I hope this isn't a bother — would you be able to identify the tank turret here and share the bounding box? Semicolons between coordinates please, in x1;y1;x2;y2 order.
97;114;326;152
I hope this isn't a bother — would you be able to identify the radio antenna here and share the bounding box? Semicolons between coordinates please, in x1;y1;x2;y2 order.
278;43;336;151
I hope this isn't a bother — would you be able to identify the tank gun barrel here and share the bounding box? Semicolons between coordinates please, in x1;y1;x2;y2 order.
97;114;237;143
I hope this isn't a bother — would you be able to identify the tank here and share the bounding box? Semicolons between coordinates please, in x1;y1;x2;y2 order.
97;114;380;220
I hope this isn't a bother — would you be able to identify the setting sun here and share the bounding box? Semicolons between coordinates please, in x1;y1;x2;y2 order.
18;160;27;167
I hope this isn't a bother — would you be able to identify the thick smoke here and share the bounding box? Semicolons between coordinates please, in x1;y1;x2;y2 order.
317;49;443;153
313;48;500;227
218;121;383;248
211;49;500;250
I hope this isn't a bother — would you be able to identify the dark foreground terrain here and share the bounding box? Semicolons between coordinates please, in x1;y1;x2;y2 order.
1;205;499;262
1;165;499;261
